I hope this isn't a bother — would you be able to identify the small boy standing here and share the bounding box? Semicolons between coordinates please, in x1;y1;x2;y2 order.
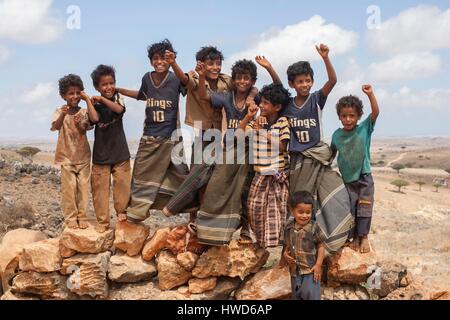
240;84;291;248
87;65;131;233
51;74;92;229
331;85;380;253
281;191;325;300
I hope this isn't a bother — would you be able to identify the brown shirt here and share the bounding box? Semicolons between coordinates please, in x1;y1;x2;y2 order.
184;71;232;131
51;107;91;166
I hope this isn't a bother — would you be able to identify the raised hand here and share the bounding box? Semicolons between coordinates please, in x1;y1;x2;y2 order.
164;50;176;66
362;84;373;96
195;61;207;77
255;55;272;69
80;91;90;102
61;105;70;115
316;43;330;59
247;102;259;118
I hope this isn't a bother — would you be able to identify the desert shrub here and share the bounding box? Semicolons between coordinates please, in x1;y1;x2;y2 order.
391;163;405;174
390;180;409;193
416;181;425;191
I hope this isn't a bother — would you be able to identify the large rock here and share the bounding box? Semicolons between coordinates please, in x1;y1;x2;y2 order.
327;246;378;287
1;229;47;248
19;238;62;272
108;253;157;283
192;240;269;280
114;221;149;257
322;285;371;300
156;251;192;290
382;282;430;300
60;224;114;254
177;252;199;272
166;225;207;256
142;227;170;261
370;261;409;298
235;265;291;300
59;241;77;258
61;252;111;298
188;277;217;294
1;289;40;300
11;271;75;300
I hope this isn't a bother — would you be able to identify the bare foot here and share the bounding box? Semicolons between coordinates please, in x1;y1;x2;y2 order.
117;213;127;222
78;220;89;229
360;236;371;254
348;238;360;252
95;224;109;233
66;221;79;229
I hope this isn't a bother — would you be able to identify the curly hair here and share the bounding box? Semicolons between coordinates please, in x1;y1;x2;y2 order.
259;83;291;108
195;46;224;62
336;95;364;117
289;191;315;208
231;59;257;81
147;39;176;60
287;61;314;82
58;74;84;96
91;65;116;88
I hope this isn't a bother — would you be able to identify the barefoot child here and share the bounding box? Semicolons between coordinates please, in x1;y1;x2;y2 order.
331;85;380;253
51;74;92;229
281;191;325;300
87;65;131;233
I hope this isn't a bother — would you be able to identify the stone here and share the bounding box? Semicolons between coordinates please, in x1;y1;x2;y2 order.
430;291;450;300
11;271;75;300
327;246;378;286
114;221;149;257
370;261;408;298
108;253;157;283
166;225;207;256
382;282;429;300
61;252;111;298
1;289;40;300
177;252;199;272
59;241;77;258
188;277;217;294
60;224;114;254
192;240;269;280
141;227;170;261
156;251;192;290
19;238;62;272
235;265;291;300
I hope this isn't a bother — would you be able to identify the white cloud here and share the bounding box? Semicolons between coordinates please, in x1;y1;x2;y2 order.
0;0;64;44
0;44;10;64
20;82;54;104
226;15;358;81
367;5;450;55
368;52;443;83
382;86;450;109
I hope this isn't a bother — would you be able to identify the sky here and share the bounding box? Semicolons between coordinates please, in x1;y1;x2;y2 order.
0;0;449;141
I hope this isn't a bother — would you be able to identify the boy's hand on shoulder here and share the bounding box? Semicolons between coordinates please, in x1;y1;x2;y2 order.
195;61;207;77
311;264;322;282
91;96;104;104
362;84;373;96
164;50;176;66
316;43;330;59
255;55;272;69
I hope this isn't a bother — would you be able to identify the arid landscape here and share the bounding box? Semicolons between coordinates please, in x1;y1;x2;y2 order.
1;137;449;298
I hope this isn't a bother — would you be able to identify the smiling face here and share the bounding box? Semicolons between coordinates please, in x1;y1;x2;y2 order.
259;96;281;118
204;58;222;80
96;75;116;99
62;85;82;108
233;73;255;94
151;53;170;74
291;202;313;227
339;106;361;131
289;74;314;97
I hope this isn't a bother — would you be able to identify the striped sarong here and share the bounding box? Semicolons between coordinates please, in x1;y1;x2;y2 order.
247;170;289;248
127;136;189;222
289;143;354;255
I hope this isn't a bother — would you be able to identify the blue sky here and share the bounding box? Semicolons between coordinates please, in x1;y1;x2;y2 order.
0;0;449;141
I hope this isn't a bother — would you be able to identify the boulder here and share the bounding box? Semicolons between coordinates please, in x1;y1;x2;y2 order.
166;225;207;256
60;224;114;254
327;246;378;287
382;282;430;300
235;265;291;300
1;289;40;300
59;241;77;259
61;252;111;298
11;271;75;300
156;251;192;290
142;227;170;261
108;253;157;283
177;252;199;272
19;238;62;272
192;240;269;280
114;221;149;257
188;277;217;294
370;261;409;298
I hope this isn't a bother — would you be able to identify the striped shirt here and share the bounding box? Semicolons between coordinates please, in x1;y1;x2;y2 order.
247;116;290;175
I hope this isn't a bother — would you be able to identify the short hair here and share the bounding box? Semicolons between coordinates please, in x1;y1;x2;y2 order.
91;64;116;88
58;74;84;96
195;46;224;62
259;84;291;109
287;61;314;82
147;39;175;61
231;59;257;81
289;191;315;208
336;95;364;117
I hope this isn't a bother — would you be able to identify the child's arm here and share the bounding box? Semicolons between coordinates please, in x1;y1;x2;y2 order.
50;106;69;131
316;44;337;97
91;95;124;114
165;50;189;86
78;92;96;129
238;103;259;132
255;56;282;85
362;85;380;123
311;243;325;283
196;62;211;102
116;87;139;100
